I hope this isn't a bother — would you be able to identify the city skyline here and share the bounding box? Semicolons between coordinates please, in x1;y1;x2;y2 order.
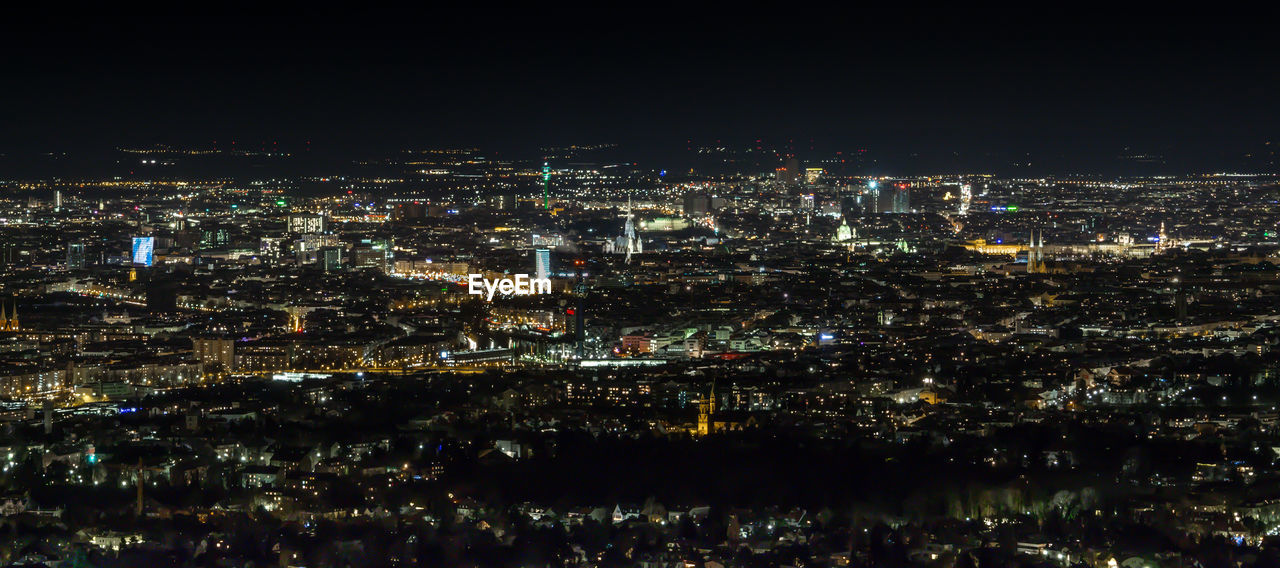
3;8;1280;568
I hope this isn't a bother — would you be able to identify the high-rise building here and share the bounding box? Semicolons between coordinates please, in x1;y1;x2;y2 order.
873;183;910;214
321;247;344;272
959;183;973;215
535;248;552;281
66;242;86;270
495;194;517;210
54;190;62;212
287;213;326;234
799;194;816;211
776;158;801;185
893;186;910;213
131;237;155;266
192;337;236;373
200;228;230;248
260;237;284;259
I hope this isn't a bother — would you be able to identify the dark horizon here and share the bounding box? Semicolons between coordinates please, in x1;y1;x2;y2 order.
3;8;1279;176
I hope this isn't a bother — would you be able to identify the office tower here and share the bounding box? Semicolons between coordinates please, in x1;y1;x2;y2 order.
496;194;517;210
54;190;62;212
872;183;910;214
776;157;801;185
200;228;230;248
287;213;326;234
799;193;816;211
863;180;881;214
321;247;344;272
132;237;155;266
260;237;283;259
893;186;910;213
875;186;894;214
66;242;86;270
535;248;551;281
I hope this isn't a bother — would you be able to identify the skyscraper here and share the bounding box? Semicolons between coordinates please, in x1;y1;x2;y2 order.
287;213;326;234
321;247;344;272
66;242;86;270
893;186;910;213
535;248;551;281
873;183;910;214
776;157;801;186
132;237;154;266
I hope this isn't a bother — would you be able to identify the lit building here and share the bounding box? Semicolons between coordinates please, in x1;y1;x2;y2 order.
534;248;551;281
287;213;327;234
66;243;86;270
131;237;154;266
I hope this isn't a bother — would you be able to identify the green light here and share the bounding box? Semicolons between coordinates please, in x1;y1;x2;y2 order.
1006;205;1019;212
542;162;551;210
276;200;287;206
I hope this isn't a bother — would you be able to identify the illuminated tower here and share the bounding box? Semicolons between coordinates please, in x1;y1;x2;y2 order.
534;248;551;281
8;301;17;331
696;381;716;436
1028;230;1046;274
542;162;551;210
623;196;640;263
959;183;972;216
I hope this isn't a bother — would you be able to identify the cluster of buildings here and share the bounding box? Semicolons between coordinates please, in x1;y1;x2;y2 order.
0;151;1276;566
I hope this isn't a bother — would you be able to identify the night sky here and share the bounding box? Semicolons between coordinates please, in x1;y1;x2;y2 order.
3;6;1279;175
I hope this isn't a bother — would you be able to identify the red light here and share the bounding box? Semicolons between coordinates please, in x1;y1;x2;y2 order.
566;309;575;316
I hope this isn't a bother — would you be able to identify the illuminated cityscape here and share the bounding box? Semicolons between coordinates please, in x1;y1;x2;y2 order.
0;8;1279;568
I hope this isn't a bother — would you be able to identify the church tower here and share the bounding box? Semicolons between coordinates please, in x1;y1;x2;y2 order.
1028;230;1047;274
696;381;716;436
